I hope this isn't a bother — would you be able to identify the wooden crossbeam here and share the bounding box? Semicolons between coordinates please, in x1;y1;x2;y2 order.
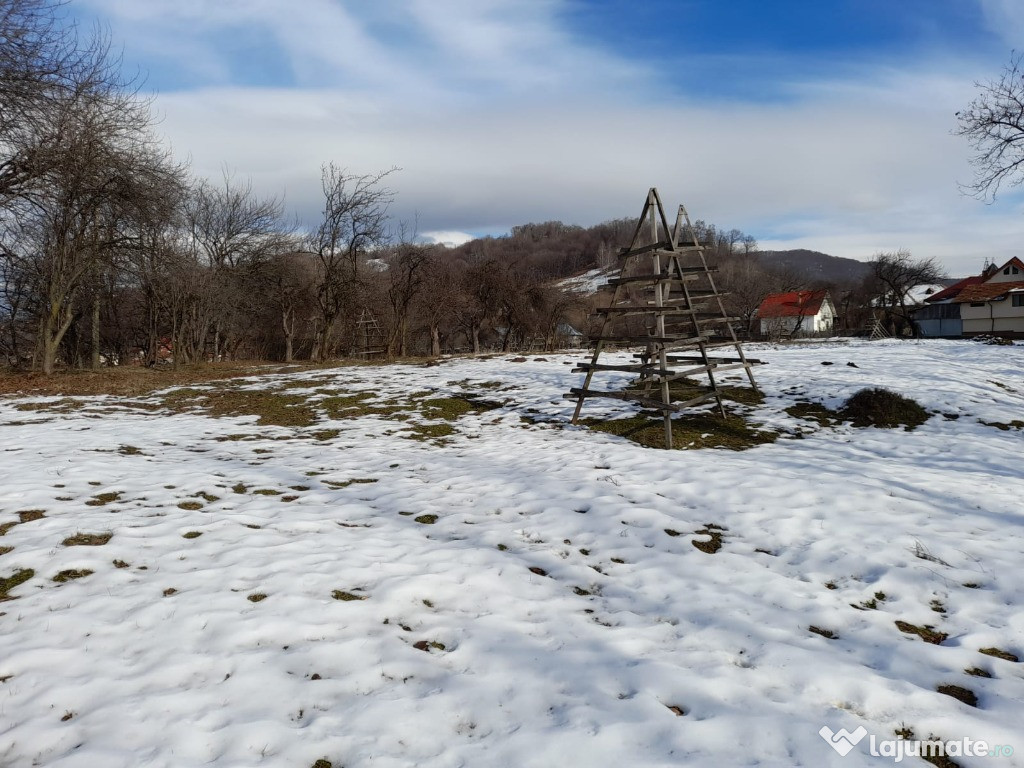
663;362;752;380
594;305;715;317
605;272;699;286
619;244;706;259
573;362;674;375
568;387;719;413
587;334;707;345
663;354;764;365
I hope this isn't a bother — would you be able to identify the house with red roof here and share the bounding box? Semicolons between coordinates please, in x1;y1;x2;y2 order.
756;289;835;338
953;257;1024;338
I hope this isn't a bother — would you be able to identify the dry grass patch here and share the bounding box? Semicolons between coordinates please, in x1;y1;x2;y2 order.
62;532;112;547
895;620;947;645
0;361;358;398
692;524;725;554
323;478;377;489
936;684;978;707
839;387;929;429
0;568;34;599
53;569;92;583
785;401;838;427
85;491;122;507
158;387;318;428
331;590;367;601
979;646;1019;662
583;410;777;451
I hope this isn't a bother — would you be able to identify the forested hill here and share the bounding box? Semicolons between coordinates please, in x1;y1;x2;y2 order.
445;224;865;289
757;249;871;284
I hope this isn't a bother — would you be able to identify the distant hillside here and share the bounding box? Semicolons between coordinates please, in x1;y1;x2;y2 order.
757;249;871;285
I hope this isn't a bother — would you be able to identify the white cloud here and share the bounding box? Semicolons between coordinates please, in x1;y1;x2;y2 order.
81;0;1024;277
420;230;476;248
977;0;1024;50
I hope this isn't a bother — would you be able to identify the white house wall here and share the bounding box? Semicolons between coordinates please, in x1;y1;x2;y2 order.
961;300;1024;335
812;300;836;333
987;264;1024;284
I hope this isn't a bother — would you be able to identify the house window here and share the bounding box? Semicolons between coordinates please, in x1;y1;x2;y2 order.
1005;268;1011;274
1013;294;1024;307
970;302;986;307
1014;266;1021;274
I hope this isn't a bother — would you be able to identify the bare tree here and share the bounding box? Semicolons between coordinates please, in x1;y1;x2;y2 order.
0;0;80;203
183;172;291;359
956;52;1024;200
384;241;430;358
867;249;945;338
263;249;315;362
308;163;397;361
28;74;183;371
413;255;460;356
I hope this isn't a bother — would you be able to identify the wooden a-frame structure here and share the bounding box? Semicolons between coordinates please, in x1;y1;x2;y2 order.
353;308;385;358
569;187;760;448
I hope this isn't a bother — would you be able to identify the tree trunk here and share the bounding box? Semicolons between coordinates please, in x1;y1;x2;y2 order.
430;324;441;357
282;307;294;362
39;295;75;375
91;292;101;369
471;325;481;355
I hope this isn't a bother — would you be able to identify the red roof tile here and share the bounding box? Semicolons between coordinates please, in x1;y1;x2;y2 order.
757;290;829;318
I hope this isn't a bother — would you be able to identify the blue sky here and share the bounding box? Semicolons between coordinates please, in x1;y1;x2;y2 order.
71;0;1024;272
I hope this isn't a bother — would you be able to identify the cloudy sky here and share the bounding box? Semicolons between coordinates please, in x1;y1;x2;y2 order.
71;0;1024;274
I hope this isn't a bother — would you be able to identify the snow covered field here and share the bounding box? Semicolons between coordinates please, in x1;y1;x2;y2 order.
0;339;1022;768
